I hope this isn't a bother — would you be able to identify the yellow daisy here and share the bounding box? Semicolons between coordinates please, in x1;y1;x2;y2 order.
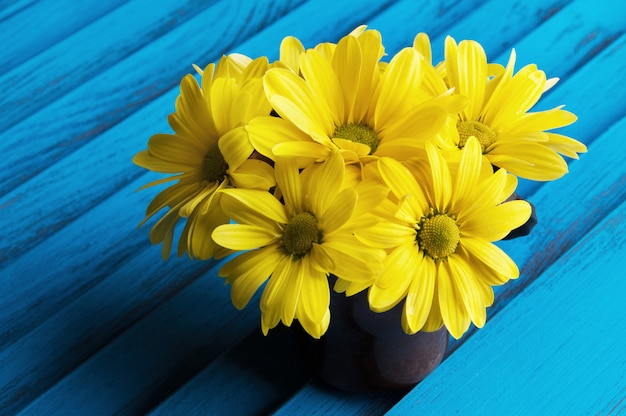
431;35;586;180
133;54;274;259
211;152;385;338
355;137;532;339
247;29;464;168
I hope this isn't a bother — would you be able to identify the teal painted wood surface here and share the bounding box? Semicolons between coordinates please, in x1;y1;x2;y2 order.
1;0;624;414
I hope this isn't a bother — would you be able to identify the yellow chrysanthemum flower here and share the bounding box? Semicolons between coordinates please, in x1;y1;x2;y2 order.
133;54;274;259
212;152;385;338
421;34;586;180
356;137;532;339
247;29;464;168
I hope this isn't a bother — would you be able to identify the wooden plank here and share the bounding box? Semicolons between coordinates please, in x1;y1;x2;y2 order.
0;0;219;129
0;0;37;23
387;190;626;414
269;2;626;414
148;327;312;416
0;0;306;198
0;0;127;73
0;168;205;350
0;237;216;414
14;259;259;416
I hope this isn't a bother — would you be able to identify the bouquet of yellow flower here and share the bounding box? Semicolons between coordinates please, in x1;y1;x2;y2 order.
133;26;585;341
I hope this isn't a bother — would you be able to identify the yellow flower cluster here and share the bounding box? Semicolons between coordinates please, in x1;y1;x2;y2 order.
134;26;586;339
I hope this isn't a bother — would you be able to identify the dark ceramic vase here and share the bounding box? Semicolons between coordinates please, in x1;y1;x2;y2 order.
301;280;448;392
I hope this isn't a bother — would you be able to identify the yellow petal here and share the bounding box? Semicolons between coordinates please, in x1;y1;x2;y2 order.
545;132;587;159
404;250;435;333
488;142;569;180
352;29;383;121
246;116;312;161
452;136;482;211
457;40;487;121
375;47;422;129
332;34;361;123
264;68;333;138
413;32;432;63
274;156;304;215
147;133;205;166
461;237;520;278
220;245;283;308
175;74;218;143
209;77;238;134
378;103;447;145
212;223;279;250
279;35;305;73
319;188;357;232
448;255;486;328
300;49;344;124
218;127;253;170
299;256;330;324
425;142;452;210
461;200;531;241
133;149;197;174
229;158;275;190
304;151;344;216
219;188;287;226
507;106;577;135
378;157;427;207
272;141;333;165
437;260;471;339
355;220;415;249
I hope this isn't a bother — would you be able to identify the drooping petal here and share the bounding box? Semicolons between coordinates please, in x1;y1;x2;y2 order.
403;250;435;333
299;255;331;326
461;237;520;278
448;255;487;328
437;260;471;339
220;245;285;308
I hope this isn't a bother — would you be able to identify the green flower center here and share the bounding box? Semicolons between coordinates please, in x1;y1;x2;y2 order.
457;120;496;152
202;145;229;183
282;212;322;258
416;211;460;260
333;123;380;155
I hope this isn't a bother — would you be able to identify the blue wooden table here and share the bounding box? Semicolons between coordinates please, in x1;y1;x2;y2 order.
1;0;625;414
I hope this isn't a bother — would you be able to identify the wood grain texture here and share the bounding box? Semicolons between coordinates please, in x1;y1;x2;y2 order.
0;0;220;128
0;0;127;73
0;0;305;198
